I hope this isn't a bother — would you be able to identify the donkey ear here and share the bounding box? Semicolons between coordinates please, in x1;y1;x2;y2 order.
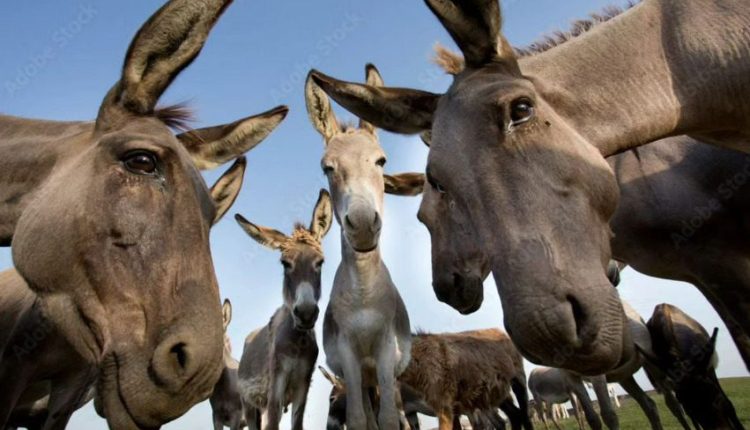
359;64;385;134
309;189;333;242
96;0;232;130
177;106;289;170
209;157;246;225
222;299;232;331
305;71;340;141
309;70;439;135
420;130;432;147
318;366;344;389
424;0;519;70
384;173;426;196
694;327;719;370
235;214;288;250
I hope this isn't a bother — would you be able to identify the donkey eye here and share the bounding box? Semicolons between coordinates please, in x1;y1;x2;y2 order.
322;165;334;175
510;98;535;126
281;260;292;270
314;260;324;271
123;151;158;175
376;157;387;167
426;167;446;195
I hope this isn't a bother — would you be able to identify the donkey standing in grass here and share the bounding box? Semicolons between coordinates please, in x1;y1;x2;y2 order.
210;299;246;430
646;304;744;430
235;190;333;430
305;65;414;430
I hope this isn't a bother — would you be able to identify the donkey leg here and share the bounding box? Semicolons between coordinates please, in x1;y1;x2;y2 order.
661;389;692;430
500;401;522;430
375;337;400;430
212;411;224;430
619;376;662;430
568;378;602;430
0;360;35;428
338;341;367;430
244;406;260;430
290;376;311;430
590;375;619;430
436;408;454;430
264;368;288;430
511;376;533;430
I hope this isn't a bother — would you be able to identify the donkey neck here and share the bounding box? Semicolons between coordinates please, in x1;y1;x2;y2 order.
339;232;385;288
522;0;750;155
0;115;93;245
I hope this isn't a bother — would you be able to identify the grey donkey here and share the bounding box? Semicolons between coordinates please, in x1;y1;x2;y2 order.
235;190;333;430
305;64;415;429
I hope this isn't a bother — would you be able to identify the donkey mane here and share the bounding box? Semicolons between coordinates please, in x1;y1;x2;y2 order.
284;225;322;254
432;1;639;75
154;103;195;132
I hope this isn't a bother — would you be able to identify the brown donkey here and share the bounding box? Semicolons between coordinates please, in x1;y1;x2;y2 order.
309;0;750;374
0;159;247;430
306;65;417;430
210;299;246;430
0;0;288;428
235;190;333;430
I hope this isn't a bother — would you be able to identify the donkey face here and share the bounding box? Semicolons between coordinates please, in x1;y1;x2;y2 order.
9;1;288;427
647;304;743;430
306;65;389;253
307;1;627;374
236;190;333;330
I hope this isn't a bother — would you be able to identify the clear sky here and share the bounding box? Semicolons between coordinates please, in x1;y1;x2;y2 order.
1;1;747;429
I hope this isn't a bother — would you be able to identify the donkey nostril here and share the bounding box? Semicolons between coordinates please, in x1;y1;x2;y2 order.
567;295;586;340
372;213;382;231
170;342;188;371
345;214;355;229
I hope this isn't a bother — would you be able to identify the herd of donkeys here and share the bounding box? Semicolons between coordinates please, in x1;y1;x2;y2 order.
1;0;750;429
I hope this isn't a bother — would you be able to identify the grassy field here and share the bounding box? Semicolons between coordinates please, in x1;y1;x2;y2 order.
547;377;750;430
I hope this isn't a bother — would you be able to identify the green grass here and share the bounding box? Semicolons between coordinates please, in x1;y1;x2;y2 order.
549;377;750;430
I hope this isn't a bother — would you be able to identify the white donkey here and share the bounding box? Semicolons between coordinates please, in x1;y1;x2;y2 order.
305;65;413;430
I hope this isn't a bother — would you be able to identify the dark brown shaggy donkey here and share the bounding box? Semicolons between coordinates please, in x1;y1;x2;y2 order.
401;329;532;430
0;0;288;427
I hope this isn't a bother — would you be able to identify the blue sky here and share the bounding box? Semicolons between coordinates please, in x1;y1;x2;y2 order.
1;1;747;428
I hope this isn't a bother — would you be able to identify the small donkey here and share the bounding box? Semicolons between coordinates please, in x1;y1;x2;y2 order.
235;190;333;430
210;299;245;430
305;65;415;429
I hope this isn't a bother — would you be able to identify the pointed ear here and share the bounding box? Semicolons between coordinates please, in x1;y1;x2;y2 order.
305;71;340;141
209;157;246;225
606;260;621;287
96;0;232;130
359;64;385;134
384;173;426;196
424;0;519;70
695;328;719;370
318;366;345;390
309;189;333;242
177;105;289;170
222;299;232;331
309;70;439;135
235;214;288;250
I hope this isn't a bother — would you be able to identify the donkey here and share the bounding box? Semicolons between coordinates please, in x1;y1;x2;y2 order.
645;304;744;430
398;329;532;430
0;0;288;427
0;159;247;430
529;368;587;430
305;65;415;429
235;190;333;430
321;366;511;430
308;0;750;374
210;299;246;430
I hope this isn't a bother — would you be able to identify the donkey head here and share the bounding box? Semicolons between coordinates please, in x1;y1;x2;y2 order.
10;1;288;427
306;65;392;254
307;0;627;374
319;366;347;430
646;304;743;430
236;190;333;330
